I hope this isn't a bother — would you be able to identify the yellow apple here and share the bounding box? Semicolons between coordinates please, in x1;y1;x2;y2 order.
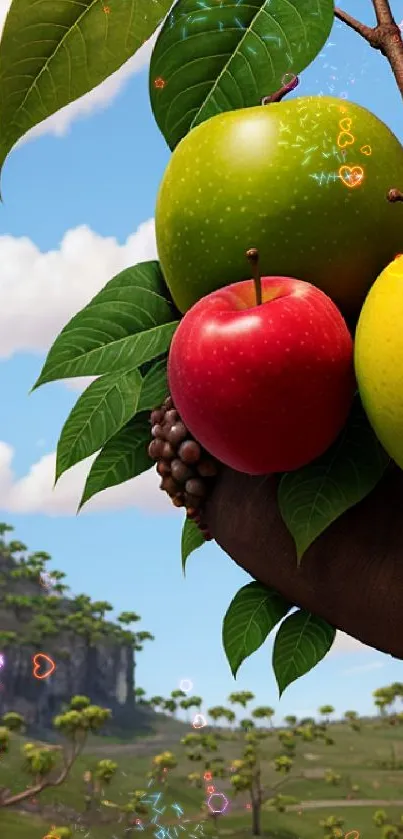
355;254;403;467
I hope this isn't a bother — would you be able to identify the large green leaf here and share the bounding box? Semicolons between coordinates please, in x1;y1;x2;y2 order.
149;0;334;150
0;0;172;175
33;262;179;387
278;396;390;562
272;610;336;696
138;357;169;412
181;517;206;574
56;368;143;482
222;581;291;678
79;412;153;510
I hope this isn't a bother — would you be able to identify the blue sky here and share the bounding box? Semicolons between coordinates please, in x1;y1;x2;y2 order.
0;0;402;724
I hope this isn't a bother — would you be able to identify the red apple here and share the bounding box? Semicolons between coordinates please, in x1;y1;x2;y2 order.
168;275;355;475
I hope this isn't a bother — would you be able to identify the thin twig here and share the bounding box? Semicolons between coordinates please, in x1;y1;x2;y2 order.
334;7;376;42
387;188;403;203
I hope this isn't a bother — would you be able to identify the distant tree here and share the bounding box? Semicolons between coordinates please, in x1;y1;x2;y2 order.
3;593;36;621
319;814;345;838
373;687;396;719
252;706;275;729
374;810;388;827
0;523;14;538
117;611;141;626
95;758;118;789
324;769;342;786
207;705;228;728
344;710;361;732
230;716;335;836
374;697;390;719
2;712;25;732
0;696;111;807
266;793;299;812
70;696;91;710
224;708;236;726
8;540;28;555
373;808;403;838
180;696;202;720
135;687;147;699
318;705;335;724
149;750;178;784
182;730;227;830
228;691;255;709
149;696;165;711
0;631;17;648
187;771;203;788
163;699;177;717
100;788;149;832
283;715;297;727
240;718;255;732
90;601;113;620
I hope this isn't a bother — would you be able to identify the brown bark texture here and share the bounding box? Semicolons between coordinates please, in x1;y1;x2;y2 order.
205;464;403;659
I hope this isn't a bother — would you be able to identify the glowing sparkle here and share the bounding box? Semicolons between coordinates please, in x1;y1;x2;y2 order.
207;793;228;814
0;654;4;670
281;73;296;86
338;165;364;189
179;678;193;692
192;713;207;729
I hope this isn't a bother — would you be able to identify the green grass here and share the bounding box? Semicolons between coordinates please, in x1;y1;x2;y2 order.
2;805;403;839
1;719;403;838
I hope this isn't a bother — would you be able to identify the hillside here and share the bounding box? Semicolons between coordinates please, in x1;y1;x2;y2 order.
1;706;403;839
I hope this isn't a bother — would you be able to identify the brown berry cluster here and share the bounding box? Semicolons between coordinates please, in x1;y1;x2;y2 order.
148;396;220;539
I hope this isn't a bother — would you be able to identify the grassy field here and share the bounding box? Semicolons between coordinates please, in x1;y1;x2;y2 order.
0;716;403;838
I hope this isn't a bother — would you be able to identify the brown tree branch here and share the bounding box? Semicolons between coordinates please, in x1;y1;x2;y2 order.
334;7;376;43
372;0;394;26
335;1;403;98
0;738;85;808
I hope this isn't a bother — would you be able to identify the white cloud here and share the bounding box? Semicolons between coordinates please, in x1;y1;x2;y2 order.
0;441;176;516
0;0;159;141
342;660;385;676
0;219;157;361
330;631;370;654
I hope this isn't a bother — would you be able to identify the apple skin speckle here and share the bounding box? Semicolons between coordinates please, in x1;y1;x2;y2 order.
155;96;403;319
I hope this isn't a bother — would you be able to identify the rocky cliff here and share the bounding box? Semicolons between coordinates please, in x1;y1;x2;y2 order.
0;546;152;737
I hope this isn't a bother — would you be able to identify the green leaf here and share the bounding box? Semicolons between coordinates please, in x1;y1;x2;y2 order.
181;518;206;574
0;0;172;176
79;413;152;510
222;581;291;678
272;610;336;696
33;262;179;388
278;396;390;562
138;357;169;412
149;0;334;150
56;368;143;482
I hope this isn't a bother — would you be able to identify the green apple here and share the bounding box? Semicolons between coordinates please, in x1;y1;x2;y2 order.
355;254;403;468
155;96;403;316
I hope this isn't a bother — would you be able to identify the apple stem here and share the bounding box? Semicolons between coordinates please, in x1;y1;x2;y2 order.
261;75;299;105
387;188;403;203
246;248;262;306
